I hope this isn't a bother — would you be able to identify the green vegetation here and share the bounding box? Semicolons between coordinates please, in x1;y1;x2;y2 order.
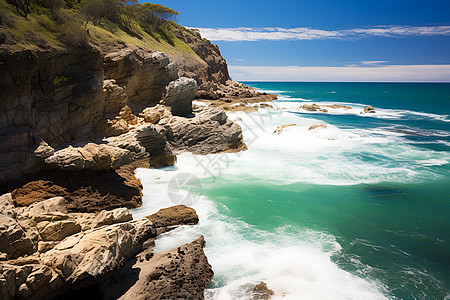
52;75;67;84
0;0;197;52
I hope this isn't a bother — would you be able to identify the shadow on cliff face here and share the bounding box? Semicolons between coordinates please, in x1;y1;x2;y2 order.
0;169;143;212
59;259;142;300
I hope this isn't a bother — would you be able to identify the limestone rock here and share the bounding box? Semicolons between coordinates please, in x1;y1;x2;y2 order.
163;77;198;116
44;143;132;171
364;105;376;113
0;193;16;218
163;106;247;154
139;105;167;124
0;215;35;259
146;205;199;228
308;124;327;131
41;218;156;284
93;208;133;228
273;124;296;135
103;49;178;112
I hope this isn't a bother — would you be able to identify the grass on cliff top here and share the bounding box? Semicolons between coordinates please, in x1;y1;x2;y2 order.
0;0;200;57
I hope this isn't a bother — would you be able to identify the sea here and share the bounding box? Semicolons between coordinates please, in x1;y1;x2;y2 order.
131;82;450;300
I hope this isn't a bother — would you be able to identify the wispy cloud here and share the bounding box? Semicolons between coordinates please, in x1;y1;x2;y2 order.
360;61;389;65
196;25;450;42
229;64;450;82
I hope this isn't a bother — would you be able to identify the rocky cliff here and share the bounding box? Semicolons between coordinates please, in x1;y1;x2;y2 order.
0;10;276;298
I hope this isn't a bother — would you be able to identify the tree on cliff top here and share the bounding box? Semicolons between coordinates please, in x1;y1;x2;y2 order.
138;3;178;29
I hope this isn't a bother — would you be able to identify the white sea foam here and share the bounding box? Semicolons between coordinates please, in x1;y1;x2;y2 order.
131;102;447;300
132;167;389;299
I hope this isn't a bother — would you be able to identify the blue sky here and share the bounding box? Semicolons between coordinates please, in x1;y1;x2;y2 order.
149;0;450;82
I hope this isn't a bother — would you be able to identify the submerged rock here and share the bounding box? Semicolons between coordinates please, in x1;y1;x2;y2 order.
308;124;327;130
251;281;275;300
273;124;296;135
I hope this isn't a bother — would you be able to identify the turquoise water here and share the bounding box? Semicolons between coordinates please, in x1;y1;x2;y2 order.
132;82;450;299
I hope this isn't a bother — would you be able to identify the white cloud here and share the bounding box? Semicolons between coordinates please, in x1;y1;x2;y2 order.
360;61;389;65
229;64;450;82
196;25;450;42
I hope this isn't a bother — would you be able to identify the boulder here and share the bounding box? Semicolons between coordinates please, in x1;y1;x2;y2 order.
92;207;133;228
364;105;376;113
163;106;247;154
163;77;198;116
308;124;327;131
41;218;156;284
146;205;199;228
302;103;321;111
139;105;168;124
251;281;275;300
0;215;36;259
0;193;16;218
272;124;296;135
44;143;132;171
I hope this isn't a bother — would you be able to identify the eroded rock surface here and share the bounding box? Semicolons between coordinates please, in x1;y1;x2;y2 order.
163;106;247;154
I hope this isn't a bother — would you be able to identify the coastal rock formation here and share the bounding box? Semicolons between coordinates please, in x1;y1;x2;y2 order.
10;169;143;212
0;195;213;300
273;124;297;135
173;27;231;85
103;48;178;112
146;205;199;228
364;105;376;113
302;103;321;111
163;106;247;154
162;77;197;116
251;281;275;300
308;124;327;130
97;236;213;300
44;143;132;171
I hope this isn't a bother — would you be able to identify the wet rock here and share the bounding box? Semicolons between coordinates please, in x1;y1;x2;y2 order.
302;103;321;111
146;205;199;228
308;124;327;130
273;124;296;135
364;105;376;113
251;281;275;300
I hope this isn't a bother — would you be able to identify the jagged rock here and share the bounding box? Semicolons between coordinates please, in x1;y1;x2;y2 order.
146;205;199;228
364;105;376;113
41;218;156;284
0;215;36;259
163;77;197;116
273;124;296;135
163;106;247;154
103;49;178;112
44;143;132;171
92;207;133;228
96;236;214;300
106;123;170;158
308;124;327;131
302;103;321;111
251;281;275;300
0;263;64;300
139;105;167;124
0;193;16;218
